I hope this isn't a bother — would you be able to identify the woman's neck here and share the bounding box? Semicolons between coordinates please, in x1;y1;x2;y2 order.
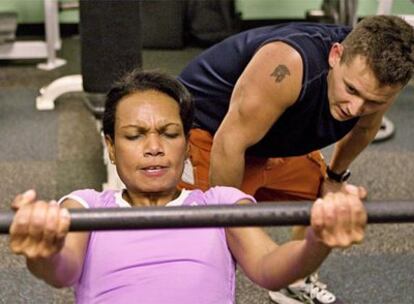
122;188;181;207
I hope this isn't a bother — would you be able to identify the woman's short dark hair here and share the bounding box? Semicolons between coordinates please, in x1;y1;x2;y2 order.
103;69;194;140
341;15;414;86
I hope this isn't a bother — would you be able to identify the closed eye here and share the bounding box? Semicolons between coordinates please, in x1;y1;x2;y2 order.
366;99;384;105
125;135;141;140
163;133;180;138
346;84;357;95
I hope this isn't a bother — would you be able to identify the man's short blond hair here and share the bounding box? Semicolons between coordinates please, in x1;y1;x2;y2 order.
341;15;414;86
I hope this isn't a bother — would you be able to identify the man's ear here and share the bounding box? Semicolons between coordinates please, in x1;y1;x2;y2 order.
328;43;344;68
105;135;116;164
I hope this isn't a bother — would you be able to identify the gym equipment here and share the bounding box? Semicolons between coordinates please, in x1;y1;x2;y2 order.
306;0;358;27
1;200;413;233
0;0;66;70
374;116;395;142
36;0;142;190
36;0;143;111
0;12;17;43
141;0;186;48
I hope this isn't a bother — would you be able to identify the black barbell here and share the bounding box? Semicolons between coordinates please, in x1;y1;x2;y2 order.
0;200;413;234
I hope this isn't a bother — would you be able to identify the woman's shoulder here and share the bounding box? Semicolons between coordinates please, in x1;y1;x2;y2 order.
185;186;256;206
59;188;120;208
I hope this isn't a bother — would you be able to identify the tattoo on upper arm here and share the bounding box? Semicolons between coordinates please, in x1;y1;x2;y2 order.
270;65;291;83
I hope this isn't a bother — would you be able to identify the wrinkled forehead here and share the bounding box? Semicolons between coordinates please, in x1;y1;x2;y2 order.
115;91;182;127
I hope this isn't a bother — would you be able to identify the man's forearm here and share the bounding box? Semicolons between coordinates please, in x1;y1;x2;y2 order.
209;140;246;187
330;124;378;173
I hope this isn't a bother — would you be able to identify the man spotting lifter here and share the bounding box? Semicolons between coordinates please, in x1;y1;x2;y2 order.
178;15;414;304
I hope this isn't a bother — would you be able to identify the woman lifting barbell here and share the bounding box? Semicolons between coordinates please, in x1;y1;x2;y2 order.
8;70;366;303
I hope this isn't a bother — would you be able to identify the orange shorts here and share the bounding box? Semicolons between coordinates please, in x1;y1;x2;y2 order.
179;128;327;201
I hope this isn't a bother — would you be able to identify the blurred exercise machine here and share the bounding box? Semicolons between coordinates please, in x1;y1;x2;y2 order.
306;0;358;26
0;0;66;70
37;0;142;190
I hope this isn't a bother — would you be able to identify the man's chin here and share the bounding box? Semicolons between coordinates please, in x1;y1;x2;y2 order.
331;107;351;121
330;110;344;121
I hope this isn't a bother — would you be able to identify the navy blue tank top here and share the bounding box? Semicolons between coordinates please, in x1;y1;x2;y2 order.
178;23;359;157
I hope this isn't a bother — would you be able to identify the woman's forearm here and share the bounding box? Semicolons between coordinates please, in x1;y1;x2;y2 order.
27;246;83;288
259;229;330;290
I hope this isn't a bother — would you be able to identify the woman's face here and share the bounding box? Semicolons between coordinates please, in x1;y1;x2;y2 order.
106;90;188;197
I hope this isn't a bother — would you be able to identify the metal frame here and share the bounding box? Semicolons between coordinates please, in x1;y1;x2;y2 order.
0;0;66;70
36;74;83;110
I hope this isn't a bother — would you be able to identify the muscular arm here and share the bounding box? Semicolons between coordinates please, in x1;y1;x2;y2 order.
25;199;90;288
209;42;303;187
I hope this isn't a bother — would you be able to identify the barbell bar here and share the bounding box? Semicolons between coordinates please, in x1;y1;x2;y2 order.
0;200;413;234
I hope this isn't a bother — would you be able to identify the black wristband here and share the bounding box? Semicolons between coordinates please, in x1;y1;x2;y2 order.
326;166;351;183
